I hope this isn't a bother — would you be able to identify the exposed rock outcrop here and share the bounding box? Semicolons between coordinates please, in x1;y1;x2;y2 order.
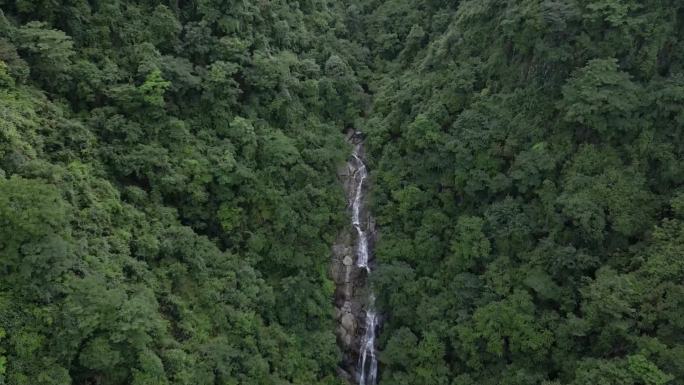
330;130;377;382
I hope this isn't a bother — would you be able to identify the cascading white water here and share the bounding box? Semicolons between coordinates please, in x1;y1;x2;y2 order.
349;137;378;385
358;297;378;385
351;149;370;272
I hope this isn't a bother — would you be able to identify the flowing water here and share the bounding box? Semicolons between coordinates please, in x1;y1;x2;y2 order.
349;136;378;385
357;297;378;385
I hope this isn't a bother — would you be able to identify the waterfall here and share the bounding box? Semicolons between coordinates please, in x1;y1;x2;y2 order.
357;297;378;385
350;149;370;272
348;135;378;385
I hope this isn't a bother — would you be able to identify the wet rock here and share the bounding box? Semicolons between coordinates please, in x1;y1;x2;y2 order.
337;367;353;382
342;332;353;348
341;313;356;333
330;261;345;284
332;132;378;382
332;243;350;259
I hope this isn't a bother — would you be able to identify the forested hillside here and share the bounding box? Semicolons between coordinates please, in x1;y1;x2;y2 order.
353;1;684;384
2;1;684;385
0;1;367;384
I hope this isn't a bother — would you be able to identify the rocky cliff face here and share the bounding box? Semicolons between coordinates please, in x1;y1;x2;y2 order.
331;230;363;376
330;131;376;382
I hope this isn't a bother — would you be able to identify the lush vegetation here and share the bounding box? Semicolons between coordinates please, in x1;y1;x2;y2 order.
2;1;684;384
0;1;367;384
353;1;684;384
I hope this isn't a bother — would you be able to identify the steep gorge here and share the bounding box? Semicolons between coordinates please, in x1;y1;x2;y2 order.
2;1;684;384
331;130;379;384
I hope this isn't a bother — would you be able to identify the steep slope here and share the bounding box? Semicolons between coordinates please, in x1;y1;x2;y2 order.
350;1;684;384
331;131;379;383
3;1;684;385
0;2;368;384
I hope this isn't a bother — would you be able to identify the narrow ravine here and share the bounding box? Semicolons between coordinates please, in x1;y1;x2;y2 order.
349;137;378;385
331;130;379;384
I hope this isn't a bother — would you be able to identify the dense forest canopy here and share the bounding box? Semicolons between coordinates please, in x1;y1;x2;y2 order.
0;1;367;384
354;1;684;384
0;0;683;385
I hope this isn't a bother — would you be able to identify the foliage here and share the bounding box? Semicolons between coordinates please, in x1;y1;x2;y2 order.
351;0;684;384
0;1;366;384
1;1;684;384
